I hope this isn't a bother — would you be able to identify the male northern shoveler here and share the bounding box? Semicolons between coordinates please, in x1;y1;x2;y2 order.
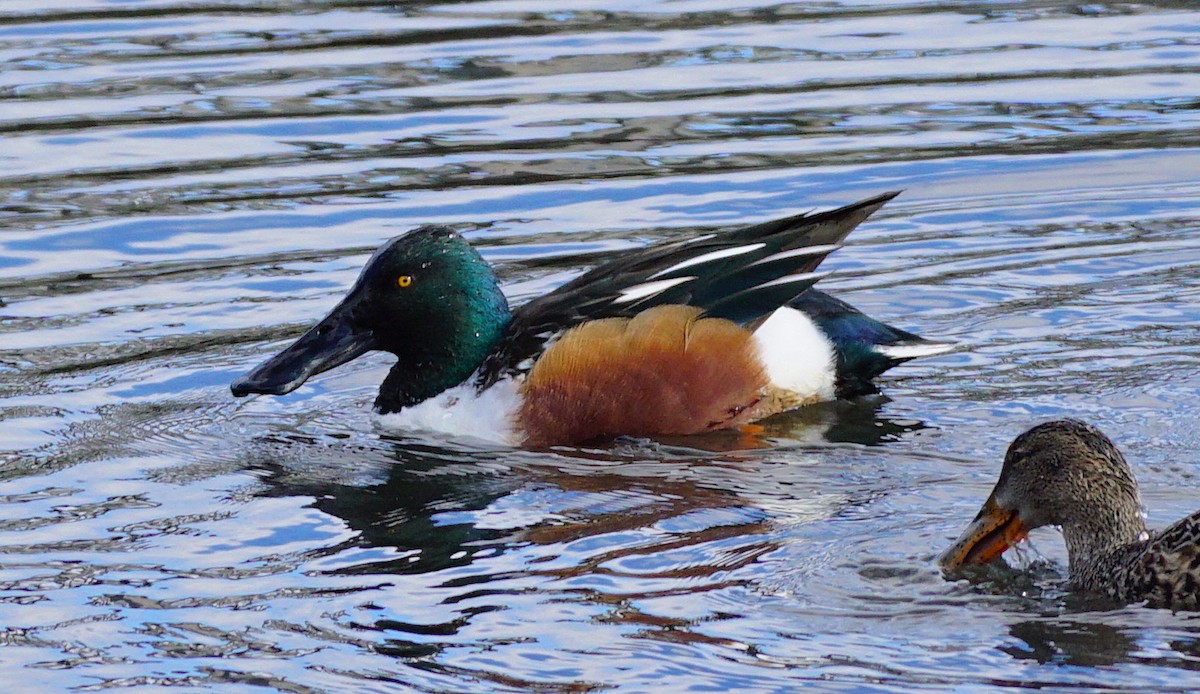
231;192;951;446
940;419;1200;610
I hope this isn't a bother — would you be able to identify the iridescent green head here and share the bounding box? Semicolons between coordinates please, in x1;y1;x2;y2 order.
232;226;510;411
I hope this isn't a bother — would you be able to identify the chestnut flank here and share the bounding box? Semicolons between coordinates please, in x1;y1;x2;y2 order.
518;305;768;446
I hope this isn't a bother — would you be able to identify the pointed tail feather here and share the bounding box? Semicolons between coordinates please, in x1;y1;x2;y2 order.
728;190;902;250
875;340;955;361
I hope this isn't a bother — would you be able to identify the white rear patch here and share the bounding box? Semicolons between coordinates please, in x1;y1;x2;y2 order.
876;341;954;360
751;307;836;401
374;380;522;446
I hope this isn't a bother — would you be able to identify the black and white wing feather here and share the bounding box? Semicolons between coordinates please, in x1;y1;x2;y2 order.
476;191;900;386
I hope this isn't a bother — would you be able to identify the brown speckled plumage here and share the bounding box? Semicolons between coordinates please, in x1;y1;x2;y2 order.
1088;507;1200;610
941;419;1200;610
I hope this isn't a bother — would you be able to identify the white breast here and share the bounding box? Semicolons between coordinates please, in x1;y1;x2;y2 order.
374;379;522;446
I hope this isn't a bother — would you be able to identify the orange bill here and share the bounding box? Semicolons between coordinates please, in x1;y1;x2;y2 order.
939;494;1029;570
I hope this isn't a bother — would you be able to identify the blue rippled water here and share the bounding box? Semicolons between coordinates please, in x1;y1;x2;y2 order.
1;1;1199;691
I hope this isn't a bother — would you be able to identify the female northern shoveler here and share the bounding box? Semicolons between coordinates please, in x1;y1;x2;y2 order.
940;419;1200;610
231;192;950;446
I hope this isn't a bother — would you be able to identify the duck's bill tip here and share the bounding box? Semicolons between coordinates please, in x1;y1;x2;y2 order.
230;305;377;399
230;351;320;397
938;496;1028;571
230;373;300;397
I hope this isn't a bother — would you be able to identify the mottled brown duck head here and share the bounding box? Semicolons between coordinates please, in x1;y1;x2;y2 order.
940;419;1145;571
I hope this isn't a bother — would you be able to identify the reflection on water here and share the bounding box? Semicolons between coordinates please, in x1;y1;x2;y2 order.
1004;619;1138;667
1;0;1200;690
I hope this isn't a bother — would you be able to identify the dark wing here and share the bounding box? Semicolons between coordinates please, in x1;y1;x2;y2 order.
476;191;900;386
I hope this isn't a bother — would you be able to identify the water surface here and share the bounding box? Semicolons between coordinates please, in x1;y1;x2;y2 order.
2;1;1200;691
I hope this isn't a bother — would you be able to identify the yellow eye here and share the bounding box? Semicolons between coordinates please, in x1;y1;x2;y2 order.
397;275;413;288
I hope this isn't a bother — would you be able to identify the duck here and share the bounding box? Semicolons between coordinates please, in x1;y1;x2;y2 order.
940;419;1200;610
231;191;951;446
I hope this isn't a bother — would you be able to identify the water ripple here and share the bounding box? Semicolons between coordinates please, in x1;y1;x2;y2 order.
0;0;1199;691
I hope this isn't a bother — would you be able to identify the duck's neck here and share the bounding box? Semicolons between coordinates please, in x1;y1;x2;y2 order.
374;281;511;414
1063;503;1148;589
